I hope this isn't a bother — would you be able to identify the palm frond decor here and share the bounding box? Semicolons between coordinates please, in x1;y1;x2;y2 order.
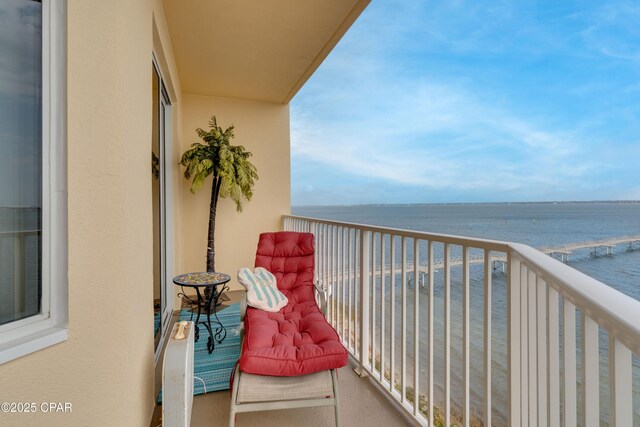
180;116;258;272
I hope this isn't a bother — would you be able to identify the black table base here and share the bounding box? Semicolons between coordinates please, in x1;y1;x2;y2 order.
173;272;231;355
191;285;229;354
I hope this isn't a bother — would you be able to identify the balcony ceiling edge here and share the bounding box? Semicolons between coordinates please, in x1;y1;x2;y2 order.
163;0;371;104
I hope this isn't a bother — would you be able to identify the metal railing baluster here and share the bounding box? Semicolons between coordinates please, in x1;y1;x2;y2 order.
485;250;493;426
463;246;470;427
401;236;407;403
380;234;386;384
563;299;577;427
528;269;537;427
609;337;632;427
444;243;451;426
537;278;548;427
413;238;419;415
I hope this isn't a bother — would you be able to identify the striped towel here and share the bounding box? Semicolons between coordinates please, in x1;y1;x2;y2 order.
237;267;288;312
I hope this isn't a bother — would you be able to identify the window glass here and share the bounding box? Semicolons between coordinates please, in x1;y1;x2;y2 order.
0;0;43;326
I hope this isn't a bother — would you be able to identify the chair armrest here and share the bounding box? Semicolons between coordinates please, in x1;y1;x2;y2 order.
314;282;328;317
239;290;247;344
240;290;247;322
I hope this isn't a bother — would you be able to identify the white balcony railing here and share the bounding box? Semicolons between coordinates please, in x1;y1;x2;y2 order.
283;215;640;427
0;229;41;326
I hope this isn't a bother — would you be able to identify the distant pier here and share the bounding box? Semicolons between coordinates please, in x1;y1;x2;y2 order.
539;235;640;262
358;235;640;280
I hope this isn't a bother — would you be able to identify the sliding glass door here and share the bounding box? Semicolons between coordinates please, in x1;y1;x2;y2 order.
152;61;171;351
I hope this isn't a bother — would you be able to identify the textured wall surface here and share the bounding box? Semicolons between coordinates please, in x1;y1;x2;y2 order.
0;1;155;425
0;2;295;425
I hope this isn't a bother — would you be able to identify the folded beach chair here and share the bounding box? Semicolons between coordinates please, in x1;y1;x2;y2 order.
229;232;347;426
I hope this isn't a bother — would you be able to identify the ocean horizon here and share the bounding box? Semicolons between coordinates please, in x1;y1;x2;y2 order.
293;199;640;208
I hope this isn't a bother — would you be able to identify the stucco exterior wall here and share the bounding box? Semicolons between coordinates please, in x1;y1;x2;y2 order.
0;1;157;425
178;94;291;292
0;1;293;425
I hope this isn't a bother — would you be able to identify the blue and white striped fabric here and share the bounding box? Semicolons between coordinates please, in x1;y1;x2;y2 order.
237;267;288;312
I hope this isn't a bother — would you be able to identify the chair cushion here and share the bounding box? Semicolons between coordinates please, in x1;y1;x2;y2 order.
254;232;315;306
239;231;348;376
237;267;288;312
239;302;347;376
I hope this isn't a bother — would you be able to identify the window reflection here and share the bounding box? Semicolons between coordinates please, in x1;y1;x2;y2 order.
152;66;162;348
0;0;43;326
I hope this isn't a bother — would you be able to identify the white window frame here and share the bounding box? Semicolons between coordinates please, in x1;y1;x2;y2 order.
152;55;175;364
0;0;68;364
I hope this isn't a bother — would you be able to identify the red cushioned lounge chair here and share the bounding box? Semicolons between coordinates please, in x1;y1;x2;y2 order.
229;232;347;427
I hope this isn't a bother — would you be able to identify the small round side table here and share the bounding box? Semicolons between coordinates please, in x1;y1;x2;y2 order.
172;272;231;354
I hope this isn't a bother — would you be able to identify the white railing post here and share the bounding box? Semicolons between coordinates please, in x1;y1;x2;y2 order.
609;337;633;427
372;233;377;378
342;227;347;344
528;269;537;427
380;234;386;384
310;222;316;283
462;246;470;427
332;226;337;328
582;314;598;427
390;236;396;393
484;250;493;427
444;243;451;426
348;229;353;351
520;264;529;427
356;229;371;377
563;299;577;427
508;253;521;427
401;236;407;403
536;278;548;427
548;286;560;427
427;240;434;424
412;238;420;415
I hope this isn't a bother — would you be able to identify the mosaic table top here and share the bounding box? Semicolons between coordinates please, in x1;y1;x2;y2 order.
172;272;231;287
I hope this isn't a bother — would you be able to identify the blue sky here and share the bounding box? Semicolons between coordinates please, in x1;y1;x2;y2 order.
290;0;640;206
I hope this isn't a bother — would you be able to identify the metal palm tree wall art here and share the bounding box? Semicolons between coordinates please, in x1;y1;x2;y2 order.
180;116;259;272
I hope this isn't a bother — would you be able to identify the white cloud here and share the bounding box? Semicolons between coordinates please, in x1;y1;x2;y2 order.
290;0;638;204
578;1;640;62
292;77;588;194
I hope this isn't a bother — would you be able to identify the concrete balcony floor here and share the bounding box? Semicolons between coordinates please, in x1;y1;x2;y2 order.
190;361;411;427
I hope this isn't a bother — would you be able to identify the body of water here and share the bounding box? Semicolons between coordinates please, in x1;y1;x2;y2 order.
293;201;640;425
294;201;640;300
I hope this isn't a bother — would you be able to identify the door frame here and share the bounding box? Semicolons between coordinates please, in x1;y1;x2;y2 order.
152;55;174;364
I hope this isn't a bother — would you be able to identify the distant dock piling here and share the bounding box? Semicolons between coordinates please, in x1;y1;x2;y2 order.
363;235;640;283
